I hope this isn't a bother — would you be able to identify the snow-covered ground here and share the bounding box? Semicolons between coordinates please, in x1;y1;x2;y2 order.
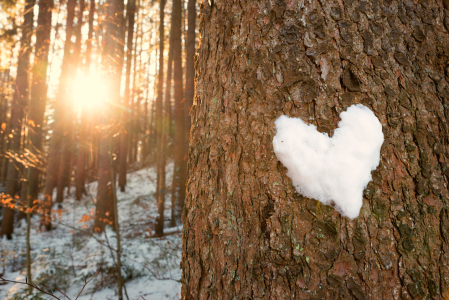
0;163;181;299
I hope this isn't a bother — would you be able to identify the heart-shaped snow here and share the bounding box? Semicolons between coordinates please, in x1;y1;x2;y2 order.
273;104;384;219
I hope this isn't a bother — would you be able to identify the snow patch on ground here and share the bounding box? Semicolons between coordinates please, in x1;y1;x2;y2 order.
0;163;181;299
273;104;384;219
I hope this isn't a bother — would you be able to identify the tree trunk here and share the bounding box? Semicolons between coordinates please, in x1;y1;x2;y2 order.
170;0;185;226
94;0;125;233
141;59;150;161
0;92;7;186
182;1;449;299
154;0;166;237
76;0;96;200
42;0;77;229
56;0;86;203
0;0;35;239
56;0;85;203
130;12;141;165
118;0;136;192
184;0;196;155
27;0;53;205
0;68;12;184
165;22;174;227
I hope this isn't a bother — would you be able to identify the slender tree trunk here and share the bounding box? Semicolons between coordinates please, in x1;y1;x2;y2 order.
0;0;36;239
55;0;85;204
25;180;32;292
0;72;9;186
42;0;76;229
170;0;185;226
0;68;12;184
182;0;449;299
154;0;166;237
118;0;136;192
94;0;125;234
127;14;138;166
110;137;124;299
27;0;53;203
130;12;140;165
76;0;95;200
85;0;95;69
165;6;175;227
141;60;150;162
184;0;195;154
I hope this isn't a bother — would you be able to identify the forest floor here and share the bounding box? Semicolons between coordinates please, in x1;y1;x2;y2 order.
0;163;182;300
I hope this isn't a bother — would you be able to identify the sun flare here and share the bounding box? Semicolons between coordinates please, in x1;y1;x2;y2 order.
71;74;108;108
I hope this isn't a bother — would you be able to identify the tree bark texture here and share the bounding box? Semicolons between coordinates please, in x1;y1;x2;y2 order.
27;0;53;203
182;0;449;299
0;0;35;239
184;0;196;154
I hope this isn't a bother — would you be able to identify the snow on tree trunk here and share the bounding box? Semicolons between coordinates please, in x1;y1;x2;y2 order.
181;0;449;299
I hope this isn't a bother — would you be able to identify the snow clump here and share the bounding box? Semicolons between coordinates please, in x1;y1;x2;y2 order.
272;104;384;219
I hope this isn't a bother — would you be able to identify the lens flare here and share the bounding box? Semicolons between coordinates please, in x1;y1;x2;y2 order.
71;73;108;108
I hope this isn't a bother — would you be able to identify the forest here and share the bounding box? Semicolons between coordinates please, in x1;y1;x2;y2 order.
1;0;449;299
0;0;192;297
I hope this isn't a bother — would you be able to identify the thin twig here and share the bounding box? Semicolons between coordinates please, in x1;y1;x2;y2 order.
74;268;102;300
54;221;180;282
0;268;101;300
41;283;70;300
0;277;62;300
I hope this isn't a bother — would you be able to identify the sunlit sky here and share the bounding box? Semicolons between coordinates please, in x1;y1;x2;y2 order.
1;0;166;113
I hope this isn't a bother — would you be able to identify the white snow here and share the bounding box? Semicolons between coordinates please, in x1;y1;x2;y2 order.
273;104;384;219
0;163;181;299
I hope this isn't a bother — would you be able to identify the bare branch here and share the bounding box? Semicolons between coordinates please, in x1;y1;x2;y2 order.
74;268;102;300
0;277;62;300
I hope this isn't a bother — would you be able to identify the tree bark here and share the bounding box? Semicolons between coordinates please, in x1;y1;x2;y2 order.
76;0;96;200
118;0;136;192
42;0;77;229
0;68;13;184
165;23;174;227
154;0;166;237
27;0;53;205
0;91;7;185
0;0;35;239
184;0;196;155
182;1;449;299
94;0;125;233
171;0;185;226
56;0;85;203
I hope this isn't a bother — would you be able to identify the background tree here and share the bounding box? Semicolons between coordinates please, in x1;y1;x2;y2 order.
170;0;185;226
154;0;166;237
0;0;35;239
181;0;449;299
42;0;76;230
118;0;136;192
94;0;125;233
26;0;53;203
184;0;196;153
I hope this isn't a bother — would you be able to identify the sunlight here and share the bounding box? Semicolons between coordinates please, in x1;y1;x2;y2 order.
71;73;108;108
